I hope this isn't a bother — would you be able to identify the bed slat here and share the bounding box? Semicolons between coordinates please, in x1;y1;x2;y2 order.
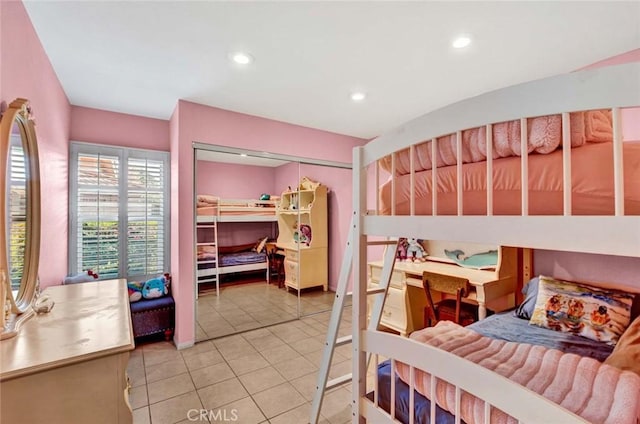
431;138;437;216
612;107;624;216
486;124;493;216
520;118;528;216
561;112;572;216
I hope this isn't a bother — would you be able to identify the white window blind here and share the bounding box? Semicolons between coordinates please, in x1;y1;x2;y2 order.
69;143;169;281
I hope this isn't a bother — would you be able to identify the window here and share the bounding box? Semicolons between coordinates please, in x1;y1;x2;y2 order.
69;143;169;280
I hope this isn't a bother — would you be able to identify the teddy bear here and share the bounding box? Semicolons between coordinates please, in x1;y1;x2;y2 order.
406;238;427;262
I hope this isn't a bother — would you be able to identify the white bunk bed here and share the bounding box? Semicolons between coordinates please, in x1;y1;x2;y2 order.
349;63;640;423
196;196;278;296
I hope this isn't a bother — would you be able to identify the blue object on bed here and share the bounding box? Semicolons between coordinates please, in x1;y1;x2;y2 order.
373;361;457;424
219;251;266;267
470;310;615;362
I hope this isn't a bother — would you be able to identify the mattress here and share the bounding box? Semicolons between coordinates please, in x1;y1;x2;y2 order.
380;142;640;215
196;206;275;216
374;311;618;424
196;251;266;268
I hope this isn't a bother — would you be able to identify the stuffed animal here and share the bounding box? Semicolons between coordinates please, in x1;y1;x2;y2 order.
142;276;168;299
406;238;427;262
299;224;312;246
63;269;99;285
127;281;144;302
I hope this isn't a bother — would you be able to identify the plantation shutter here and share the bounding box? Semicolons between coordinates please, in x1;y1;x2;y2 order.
127;156;166;277
74;150;121;279
70;143;169;280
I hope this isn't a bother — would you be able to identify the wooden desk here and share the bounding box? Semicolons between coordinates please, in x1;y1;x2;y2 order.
0;279;134;423
368;246;517;336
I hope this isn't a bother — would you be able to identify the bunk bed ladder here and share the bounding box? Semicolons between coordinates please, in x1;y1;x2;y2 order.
196;214;219;299
309;221;398;424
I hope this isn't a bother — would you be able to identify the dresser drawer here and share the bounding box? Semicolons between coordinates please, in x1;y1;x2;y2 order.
284;259;298;284
369;265;404;289
286;249;299;262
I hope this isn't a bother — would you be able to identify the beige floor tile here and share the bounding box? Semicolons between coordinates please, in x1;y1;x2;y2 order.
319;387;352;424
289;336;325;355
241;327;274;340
190;361;235;389
147;373;195;404
181;340;217;358
132;406;150;424
247;333;286;351
268;403;318;424
227;351;270;375
216;339;258;360
238;366;286;394
143;347;182;368
129;385;149;410
198;378;249;411
211;396;265;424
259;344;300;365
146;357;188;384
289;370;322;401
251;382;306;419
273;355;317;381
183;349;225;372
149;391;203;424
127;361;147;388
328;359;352;380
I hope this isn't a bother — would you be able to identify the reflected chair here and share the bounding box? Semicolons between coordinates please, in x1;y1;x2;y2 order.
266;244;285;288
422;271;477;328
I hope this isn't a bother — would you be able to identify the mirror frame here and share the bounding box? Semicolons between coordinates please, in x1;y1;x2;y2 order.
0;98;41;339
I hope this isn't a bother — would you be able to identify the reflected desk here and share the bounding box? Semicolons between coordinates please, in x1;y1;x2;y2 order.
368;247;518;336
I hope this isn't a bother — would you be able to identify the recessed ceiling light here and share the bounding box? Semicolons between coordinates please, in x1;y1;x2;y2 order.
452;35;471;49
230;52;253;65
351;92;366;102
240;153;248;157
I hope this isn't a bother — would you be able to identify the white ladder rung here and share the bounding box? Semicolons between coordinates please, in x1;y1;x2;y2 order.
366;240;398;246
326;373;352;390
346;287;386;297
335;335;352;346
309;216;398;424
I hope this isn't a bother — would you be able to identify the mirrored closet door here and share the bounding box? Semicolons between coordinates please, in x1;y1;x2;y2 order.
193;144;351;342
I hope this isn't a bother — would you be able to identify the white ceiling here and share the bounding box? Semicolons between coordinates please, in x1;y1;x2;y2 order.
24;1;640;140
196;149;290;167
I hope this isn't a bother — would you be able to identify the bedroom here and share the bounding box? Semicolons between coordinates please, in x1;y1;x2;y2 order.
1;1;639;423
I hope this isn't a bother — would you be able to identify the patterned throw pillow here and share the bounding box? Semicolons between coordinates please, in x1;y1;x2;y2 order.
529;275;635;345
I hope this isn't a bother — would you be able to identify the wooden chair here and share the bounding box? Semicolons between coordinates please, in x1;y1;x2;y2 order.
266;244;285;288
422;271;477;328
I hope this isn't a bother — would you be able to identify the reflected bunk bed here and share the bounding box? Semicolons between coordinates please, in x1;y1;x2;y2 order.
196;195;278;296
348;63;640;424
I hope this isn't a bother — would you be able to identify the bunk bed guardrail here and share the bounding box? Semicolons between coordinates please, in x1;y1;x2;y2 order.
350;62;640;423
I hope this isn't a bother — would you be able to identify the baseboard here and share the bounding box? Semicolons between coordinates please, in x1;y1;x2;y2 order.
175;339;195;350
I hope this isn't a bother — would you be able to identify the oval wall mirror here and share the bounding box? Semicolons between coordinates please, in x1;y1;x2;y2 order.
0;98;41;340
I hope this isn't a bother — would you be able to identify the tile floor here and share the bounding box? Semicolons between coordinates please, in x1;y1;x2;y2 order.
130;306;376;424
196;281;338;341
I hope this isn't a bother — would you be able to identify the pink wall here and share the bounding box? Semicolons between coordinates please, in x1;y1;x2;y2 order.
534;250;640;290
196;161;276;198
70;106;169;151
534;49;640;284
171;100;365;346
1;1;71;288
299;163;353;291
579;48;640;142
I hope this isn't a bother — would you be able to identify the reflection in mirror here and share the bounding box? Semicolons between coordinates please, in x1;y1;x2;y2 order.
1;98;41;340
192;144;352;342
194;149;299;342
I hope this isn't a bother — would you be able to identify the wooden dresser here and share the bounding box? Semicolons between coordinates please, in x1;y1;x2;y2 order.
0;279;134;424
368;244;518;337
